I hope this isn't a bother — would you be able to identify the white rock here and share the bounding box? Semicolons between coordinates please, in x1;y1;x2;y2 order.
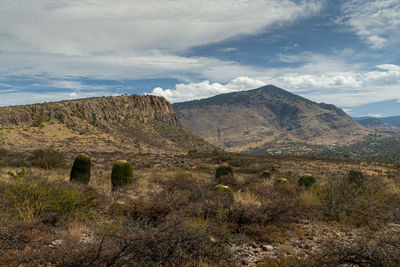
262;244;274;252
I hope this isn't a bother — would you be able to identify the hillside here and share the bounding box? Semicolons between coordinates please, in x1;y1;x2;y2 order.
353;116;400;131
382;116;400;128
0;95;211;155
173;85;369;152
356;117;399;131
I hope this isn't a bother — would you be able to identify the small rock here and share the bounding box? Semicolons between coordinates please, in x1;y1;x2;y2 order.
251;242;258;248
254;248;262;253
387;223;400;228
242;259;249;265
262;244;274;252
241;251;249;257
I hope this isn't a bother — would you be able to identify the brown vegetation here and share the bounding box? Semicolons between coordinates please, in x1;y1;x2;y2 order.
1;150;400;266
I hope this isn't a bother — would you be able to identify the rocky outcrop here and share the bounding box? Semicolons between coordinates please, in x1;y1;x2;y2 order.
0;95;181;128
0;94;212;154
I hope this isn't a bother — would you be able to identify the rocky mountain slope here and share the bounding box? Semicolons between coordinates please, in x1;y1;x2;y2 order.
0;95;211;154
173;85;369;152
355;117;399;131
381;116;400;128
354;116;400;131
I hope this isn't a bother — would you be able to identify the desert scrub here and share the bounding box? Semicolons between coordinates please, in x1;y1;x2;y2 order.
314;176;396;227
31;114;45;127
0;176;100;223
298;175;316;188
215;162;233;185
70;153;91;184
29;148;66;169
111;160;133;189
347;170;364;187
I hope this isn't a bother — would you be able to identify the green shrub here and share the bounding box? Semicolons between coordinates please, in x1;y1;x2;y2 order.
261;170;271;179
29;148;66;169
215;163;233;184
70;153;91;184
298;175;316;188
111;160;133;189
348;170;364;187
0;176;99;223
31;114;45;127
314;177;393;227
274;178;289;185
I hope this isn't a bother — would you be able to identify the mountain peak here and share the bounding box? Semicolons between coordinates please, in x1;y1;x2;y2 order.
173;86;369;152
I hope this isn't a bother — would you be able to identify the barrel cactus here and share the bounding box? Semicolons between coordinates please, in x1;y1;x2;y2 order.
111;160;133;189
215;163;233;184
298;175;316;188
214;184;234;206
274;178;289;186
70;153;91;184
261;170;271;179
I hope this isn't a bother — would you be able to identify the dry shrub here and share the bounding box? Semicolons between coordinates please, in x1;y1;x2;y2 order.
228;184;299;241
314;176;400;228
0;176;101;224
313;229;400;267
29;148;66;169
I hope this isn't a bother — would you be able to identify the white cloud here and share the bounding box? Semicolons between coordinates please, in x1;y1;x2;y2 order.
0;51;266;82
0;0;321;55
0;0;322;82
152;61;400;107
221;47;239;53
338;0;400;49
0;91;115;106
152;76;265;103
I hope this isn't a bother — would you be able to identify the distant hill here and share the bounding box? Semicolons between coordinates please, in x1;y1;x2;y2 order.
353;116;400;131
0;95;211;154
381;116;400;128
173;85;369;152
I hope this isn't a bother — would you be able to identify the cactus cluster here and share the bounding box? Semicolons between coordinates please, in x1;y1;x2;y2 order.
69;154;133;190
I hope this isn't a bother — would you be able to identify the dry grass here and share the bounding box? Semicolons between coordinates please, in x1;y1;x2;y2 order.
235;189;262;206
1;151;400;266
67;221;89;241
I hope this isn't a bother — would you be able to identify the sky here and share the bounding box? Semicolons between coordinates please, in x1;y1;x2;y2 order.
1;0;400;117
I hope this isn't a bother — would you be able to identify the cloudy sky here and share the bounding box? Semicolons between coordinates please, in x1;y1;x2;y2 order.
1;0;400;117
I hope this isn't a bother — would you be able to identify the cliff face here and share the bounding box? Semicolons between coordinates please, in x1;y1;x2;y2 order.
0;95;181;128
0;95;210;154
